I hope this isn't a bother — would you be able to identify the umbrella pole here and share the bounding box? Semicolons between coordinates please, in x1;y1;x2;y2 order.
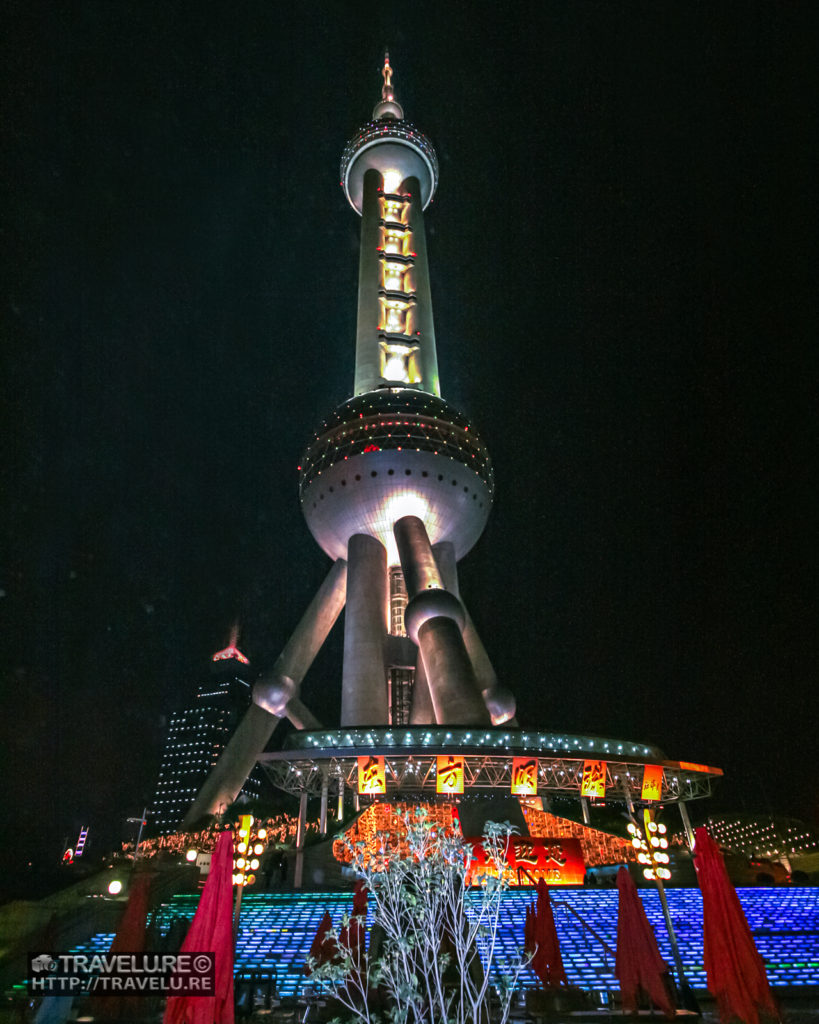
233;879;244;942
655;877;700;1013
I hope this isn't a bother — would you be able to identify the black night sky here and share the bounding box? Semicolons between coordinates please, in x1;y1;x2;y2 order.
2;2;816;877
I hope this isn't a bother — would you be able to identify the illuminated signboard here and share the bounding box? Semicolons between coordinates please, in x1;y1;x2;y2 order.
357;755;387;795
436;755;464;794
511;757;538;796
467;836;585;886
641;764;664;802
581;760;606;799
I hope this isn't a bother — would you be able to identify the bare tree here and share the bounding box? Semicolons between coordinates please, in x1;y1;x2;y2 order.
307;809;529;1024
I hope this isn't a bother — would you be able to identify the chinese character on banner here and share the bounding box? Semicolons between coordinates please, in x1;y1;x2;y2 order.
510;757;538;796
641;764;664;801
466;836;585;886
437;755;464;794
357;755;386;795
581;759;606;798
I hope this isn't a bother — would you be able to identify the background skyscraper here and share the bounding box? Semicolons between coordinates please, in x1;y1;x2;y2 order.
151;639;261;833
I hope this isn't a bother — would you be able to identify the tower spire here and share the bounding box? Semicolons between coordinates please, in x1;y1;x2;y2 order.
373;49;404;120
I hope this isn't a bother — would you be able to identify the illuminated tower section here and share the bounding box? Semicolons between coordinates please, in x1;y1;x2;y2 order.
342;53;440;398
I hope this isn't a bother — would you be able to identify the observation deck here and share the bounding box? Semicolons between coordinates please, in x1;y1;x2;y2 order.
341;120;439;213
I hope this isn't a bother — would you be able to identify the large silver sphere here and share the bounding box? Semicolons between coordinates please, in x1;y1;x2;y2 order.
341;121;439;213
300;389;493;564
253;673;296;717
483;685;517;726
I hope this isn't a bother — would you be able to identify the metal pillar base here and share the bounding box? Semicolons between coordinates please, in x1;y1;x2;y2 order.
342;533;389;726
433;541;516;724
417;616;489;724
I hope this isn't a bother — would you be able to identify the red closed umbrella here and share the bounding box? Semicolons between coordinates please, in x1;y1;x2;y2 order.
88;873;153;1020
694;828;780;1024
338;880;368;972
527;879;568;989
304;910;337;975
614;866;675;1018
163;831;235;1024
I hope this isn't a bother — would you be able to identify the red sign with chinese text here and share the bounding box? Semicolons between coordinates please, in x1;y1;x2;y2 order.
510;757;538;796
581;760;607;798
357;755;386;795
641;764;664;801
466;836;585;886
436;755;465;794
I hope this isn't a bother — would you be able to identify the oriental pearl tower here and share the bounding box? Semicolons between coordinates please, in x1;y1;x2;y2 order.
184;57;721;841
184;54;515;826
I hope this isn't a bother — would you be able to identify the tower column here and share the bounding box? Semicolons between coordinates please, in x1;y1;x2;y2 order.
394;516;489;725
404;175;440;396
341;533;389;725
433;541;516;725
354;169;385;395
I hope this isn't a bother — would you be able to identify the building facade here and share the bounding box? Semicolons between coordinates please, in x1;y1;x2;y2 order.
151;643;262;833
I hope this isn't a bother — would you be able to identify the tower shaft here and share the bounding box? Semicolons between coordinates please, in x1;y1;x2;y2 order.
354;172;440;396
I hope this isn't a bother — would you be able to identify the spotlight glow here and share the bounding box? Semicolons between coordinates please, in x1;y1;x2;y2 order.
382;169;403;193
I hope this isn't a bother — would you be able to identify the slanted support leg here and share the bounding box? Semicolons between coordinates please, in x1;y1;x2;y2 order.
183;559;347;828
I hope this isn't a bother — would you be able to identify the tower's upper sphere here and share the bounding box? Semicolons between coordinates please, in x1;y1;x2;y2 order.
341;54;438;214
300;389;493;564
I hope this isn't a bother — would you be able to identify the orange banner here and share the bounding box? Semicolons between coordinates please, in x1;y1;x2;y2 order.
437;755;464;794
510;757;538;796
641;764;664;801
357;755;386;795
581;760;606;798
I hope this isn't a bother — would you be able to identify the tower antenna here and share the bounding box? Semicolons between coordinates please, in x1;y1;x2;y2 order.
372;48;403;121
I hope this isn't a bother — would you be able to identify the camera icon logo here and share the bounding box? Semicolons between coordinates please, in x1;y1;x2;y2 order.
31;955;57;973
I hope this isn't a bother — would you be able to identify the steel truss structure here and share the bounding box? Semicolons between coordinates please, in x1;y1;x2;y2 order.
258;731;720;807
